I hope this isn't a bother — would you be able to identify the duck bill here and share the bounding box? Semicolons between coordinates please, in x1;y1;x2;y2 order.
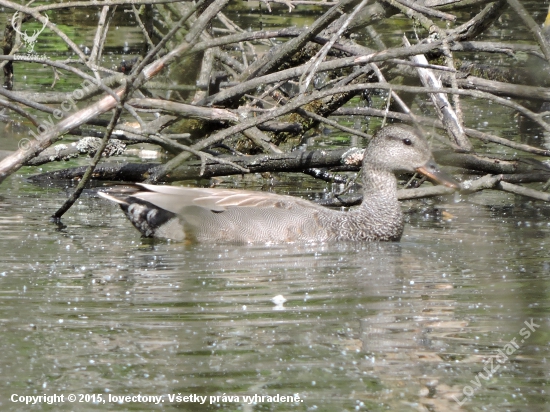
416;159;460;189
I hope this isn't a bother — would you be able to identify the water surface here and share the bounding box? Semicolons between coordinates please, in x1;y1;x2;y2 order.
0;177;549;411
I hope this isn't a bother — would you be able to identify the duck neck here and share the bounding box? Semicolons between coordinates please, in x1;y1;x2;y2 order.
360;166;399;204
339;165;404;241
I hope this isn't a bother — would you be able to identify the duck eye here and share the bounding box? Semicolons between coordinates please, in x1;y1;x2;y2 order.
403;138;412;146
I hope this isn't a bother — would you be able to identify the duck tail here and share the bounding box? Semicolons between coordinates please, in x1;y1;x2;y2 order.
97;191;128;205
99;188;185;241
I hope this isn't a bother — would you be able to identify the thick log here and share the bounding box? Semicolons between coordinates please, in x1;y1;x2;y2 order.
29;147;364;183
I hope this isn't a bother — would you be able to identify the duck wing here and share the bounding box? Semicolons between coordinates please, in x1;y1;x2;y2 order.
129;183;321;213
99;183;331;242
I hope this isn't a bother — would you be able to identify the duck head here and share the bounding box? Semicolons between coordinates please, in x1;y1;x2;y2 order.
364;125;459;189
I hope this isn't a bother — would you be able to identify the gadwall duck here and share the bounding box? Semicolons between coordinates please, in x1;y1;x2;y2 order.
99;125;459;243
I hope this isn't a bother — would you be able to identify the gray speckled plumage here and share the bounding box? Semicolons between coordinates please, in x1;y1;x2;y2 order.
99;125;458;243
